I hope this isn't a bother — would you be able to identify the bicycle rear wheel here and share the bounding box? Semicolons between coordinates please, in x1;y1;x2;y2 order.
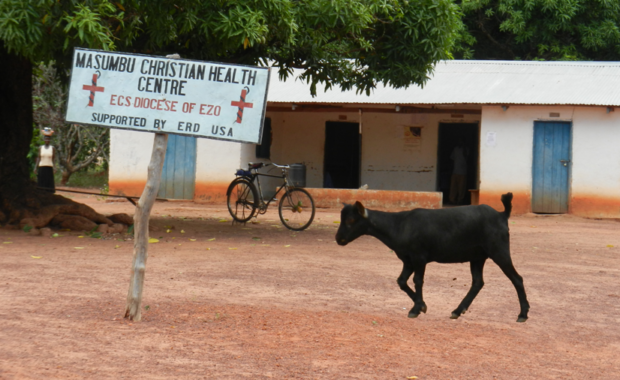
278;188;315;231
227;179;258;223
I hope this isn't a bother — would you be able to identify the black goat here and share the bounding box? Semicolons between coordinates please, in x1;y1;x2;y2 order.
335;193;529;322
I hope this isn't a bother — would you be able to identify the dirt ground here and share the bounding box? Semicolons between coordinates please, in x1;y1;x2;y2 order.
1;192;619;379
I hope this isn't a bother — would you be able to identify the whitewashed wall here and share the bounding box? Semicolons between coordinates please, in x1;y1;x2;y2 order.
110;128;242;200
110;105;620;216
479;106;539;197
109;129;154;195
245;110;481;192
194;137;242;202
571;107;620;198
195;138;242;183
480;105;620;216
360;112;438;191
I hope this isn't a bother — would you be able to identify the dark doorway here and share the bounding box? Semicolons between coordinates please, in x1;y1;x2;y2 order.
255;118;272;159
324;121;360;189
436;123;479;205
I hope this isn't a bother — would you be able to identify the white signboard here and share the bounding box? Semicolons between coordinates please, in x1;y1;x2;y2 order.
66;48;270;144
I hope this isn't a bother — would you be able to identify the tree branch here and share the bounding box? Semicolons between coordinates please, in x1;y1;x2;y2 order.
477;11;516;59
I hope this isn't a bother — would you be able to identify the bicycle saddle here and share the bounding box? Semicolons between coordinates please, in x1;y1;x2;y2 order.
249;162;264;169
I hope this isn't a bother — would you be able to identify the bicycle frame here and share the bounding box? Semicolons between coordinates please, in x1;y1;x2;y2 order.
237;166;294;214
229;162;315;230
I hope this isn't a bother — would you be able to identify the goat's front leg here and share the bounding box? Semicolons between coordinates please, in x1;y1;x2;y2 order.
396;261;418;317
408;263;427;318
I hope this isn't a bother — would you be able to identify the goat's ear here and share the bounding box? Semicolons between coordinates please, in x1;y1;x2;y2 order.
355;201;368;219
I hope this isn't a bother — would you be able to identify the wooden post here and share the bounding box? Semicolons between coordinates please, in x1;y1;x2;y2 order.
124;132;168;321
124;53;179;322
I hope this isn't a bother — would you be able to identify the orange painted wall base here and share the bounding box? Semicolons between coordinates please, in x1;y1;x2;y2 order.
193;182;229;204
479;190;620;218
109;180;148;198
110;180;229;203
570;195;620;218
479;190;531;215
305;188;442;210
112;180;620;218
191;184;443;210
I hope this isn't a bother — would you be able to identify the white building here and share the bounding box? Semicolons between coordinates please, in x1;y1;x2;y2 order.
110;60;620;217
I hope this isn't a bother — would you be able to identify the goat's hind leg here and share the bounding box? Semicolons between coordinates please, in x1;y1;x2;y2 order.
451;259;486;319
396;262;426;318
491;253;530;322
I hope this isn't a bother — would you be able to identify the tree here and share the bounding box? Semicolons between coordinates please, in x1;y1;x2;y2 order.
0;0;462;223
0;0;124;226
0;0;462;319
457;0;620;60
33;61;109;185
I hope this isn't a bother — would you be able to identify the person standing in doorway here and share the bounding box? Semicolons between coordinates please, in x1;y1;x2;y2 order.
34;127;56;193
449;139;469;205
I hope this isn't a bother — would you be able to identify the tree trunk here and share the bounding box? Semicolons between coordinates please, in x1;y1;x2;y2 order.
61;170;71;186
124;133;168;321
0;42;34;209
0;43;123;229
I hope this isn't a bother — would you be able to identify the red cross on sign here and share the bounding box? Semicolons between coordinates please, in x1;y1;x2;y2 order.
82;73;105;107
230;87;253;123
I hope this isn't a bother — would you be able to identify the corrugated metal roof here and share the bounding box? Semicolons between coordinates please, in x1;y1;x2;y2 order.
267;60;620;106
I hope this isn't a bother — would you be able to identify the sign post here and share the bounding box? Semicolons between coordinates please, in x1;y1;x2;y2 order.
124;129;167;321
66;49;270;321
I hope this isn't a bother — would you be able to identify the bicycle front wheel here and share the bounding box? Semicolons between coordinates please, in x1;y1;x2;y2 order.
227;178;258;223
278;188;315;231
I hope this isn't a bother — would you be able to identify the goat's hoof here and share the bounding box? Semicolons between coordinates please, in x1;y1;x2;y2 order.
421;305;427;314
408;312;419;318
516;317;528;323
450;312;460;319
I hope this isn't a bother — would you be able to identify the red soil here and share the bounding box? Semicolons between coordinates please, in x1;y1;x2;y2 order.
1;192;619;379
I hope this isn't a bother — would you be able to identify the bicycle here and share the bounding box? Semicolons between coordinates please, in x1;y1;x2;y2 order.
226;162;316;231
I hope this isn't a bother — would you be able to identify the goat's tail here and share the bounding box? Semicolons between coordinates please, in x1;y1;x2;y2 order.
501;192;513;218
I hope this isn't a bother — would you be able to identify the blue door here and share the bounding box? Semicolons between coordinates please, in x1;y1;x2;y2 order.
532;121;571;213
158;134;196;200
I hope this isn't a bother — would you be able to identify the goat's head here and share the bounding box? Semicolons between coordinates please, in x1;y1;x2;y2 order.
335;201;370;246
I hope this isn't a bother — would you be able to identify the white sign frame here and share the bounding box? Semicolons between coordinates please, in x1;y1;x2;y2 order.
65;48;270;144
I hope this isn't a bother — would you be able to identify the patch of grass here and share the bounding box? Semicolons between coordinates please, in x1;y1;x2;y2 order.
54;168;108;189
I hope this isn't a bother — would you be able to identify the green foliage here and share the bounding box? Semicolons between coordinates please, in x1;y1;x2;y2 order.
83;225;102;238
0;0;124;71
32;61;109;184
458;0;620;60
96;183;109;201
115;0;463;93
2;0;463;94
53;168;108;189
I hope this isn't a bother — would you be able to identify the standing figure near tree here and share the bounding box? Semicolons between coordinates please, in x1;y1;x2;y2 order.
34;128;56;193
449;139;469;205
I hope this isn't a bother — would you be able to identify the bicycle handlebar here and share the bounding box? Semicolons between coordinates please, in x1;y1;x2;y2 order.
248;162;290;170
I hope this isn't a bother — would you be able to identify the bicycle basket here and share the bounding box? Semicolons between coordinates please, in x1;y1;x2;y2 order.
287;163;306;187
